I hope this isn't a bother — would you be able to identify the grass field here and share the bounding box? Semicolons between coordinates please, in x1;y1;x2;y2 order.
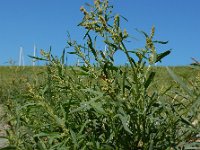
0;66;198;90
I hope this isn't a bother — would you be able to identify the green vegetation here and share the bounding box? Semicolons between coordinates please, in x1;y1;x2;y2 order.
0;0;199;149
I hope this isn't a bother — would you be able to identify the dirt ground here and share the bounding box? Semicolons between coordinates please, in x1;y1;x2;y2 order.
0;105;9;148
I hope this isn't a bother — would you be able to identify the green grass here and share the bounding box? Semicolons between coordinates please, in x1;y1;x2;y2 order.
0;66;198;90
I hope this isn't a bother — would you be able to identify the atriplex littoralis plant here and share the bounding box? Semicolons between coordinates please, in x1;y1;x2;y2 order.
66;0;176;149
2;0;199;150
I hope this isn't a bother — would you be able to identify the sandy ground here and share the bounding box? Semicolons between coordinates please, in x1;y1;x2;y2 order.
0;105;9;148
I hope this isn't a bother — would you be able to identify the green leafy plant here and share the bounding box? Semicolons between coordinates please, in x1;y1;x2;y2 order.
1;0;199;150
166;62;200;149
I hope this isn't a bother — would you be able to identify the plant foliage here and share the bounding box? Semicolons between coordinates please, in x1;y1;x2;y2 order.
0;0;199;149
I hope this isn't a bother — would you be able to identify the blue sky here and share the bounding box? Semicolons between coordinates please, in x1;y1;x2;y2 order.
0;0;200;66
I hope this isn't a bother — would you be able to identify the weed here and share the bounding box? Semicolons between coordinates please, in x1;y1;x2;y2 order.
0;0;199;149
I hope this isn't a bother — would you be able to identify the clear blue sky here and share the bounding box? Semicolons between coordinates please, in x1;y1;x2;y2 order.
0;0;200;66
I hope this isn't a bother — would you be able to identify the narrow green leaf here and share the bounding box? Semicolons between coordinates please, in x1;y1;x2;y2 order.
180;116;194;127
115;108;133;134
87;34;97;58
70;93;103;114
78;120;90;135
0;146;16;150
120;15;128;22
71;67;89;76
118;114;133;134
167;67;193;96
17;102;37;111
156;50;171;62
61;49;65;64
70;129;78;147
67;52;77;54
37;139;47;150
90;102;106;114
34;132;60;138
145;71;156;89
104;40;118;50
108;55;114;62
60;104;66;122
84;3;92;7
136;28;148;38
69;104;87;114
153;40;168;44
83;29;90;39
28;55;49;61
100;50;106;59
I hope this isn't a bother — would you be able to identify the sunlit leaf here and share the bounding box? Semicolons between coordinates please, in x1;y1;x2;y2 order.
116;114;133;134
90;102;106;114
